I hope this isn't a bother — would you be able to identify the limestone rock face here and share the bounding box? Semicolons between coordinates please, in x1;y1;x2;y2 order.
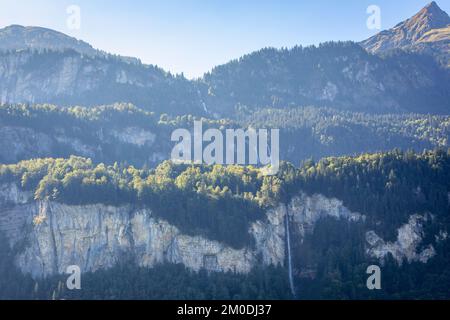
0;123;166;166
288;193;364;239
0;184;437;279
251;204;286;266
366;214;436;265
0;126;53;163
15;201;256;278
0;48;202;115
110;127;156;147
0;183;33;205
0;184;277;278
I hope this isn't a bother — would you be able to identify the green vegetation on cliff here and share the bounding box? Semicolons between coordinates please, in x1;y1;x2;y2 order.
1;149;450;299
1;149;450;247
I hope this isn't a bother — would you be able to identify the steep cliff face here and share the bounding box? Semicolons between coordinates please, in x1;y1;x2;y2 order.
0;182;33;205
0;127;53;163
0;50;148;104
365;214;436;264
0;183;35;244
288;193;364;239
0;50;203;115
0;52;90;103
0;124;167;165
251;204;286;266
0;184;437;279
0;184;262;278
15;201;258;278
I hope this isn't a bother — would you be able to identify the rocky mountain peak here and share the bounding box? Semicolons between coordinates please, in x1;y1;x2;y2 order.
361;2;450;67
403;1;450;41
423;1;448;19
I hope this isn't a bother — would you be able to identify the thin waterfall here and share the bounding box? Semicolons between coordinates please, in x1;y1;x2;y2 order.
285;212;296;298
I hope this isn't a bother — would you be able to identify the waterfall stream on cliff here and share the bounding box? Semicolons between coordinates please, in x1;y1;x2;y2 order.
285;213;296;298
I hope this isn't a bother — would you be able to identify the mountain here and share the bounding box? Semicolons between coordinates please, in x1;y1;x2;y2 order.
0;25;140;64
0;49;204;115
0;25;97;55
202;42;450;115
361;1;450;67
1;19;450;115
0;25;205;115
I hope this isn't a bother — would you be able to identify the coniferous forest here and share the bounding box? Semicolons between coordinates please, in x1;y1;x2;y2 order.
1;149;449;299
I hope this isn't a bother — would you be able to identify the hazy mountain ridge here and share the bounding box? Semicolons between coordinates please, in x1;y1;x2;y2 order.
0;49;204;115
202;42;450;115
0;2;449;116
0;41;448;116
0;25;141;64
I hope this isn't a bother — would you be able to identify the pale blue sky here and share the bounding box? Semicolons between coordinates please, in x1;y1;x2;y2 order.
1;0;449;78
